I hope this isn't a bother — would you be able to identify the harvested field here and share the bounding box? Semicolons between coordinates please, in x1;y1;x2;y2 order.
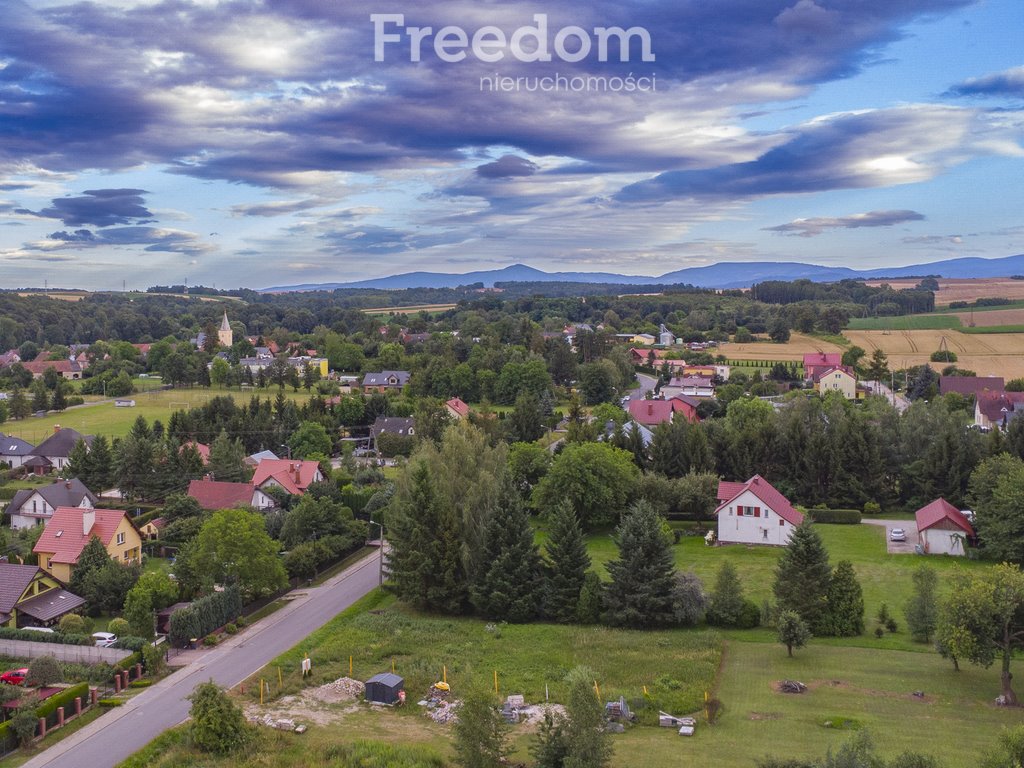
950;307;1024;327
862;278;1024;306
360;303;457;315
843;329;1024;378
720;333;844;362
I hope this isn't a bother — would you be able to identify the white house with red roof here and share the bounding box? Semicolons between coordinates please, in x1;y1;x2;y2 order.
716;475;803;546
445;397;471;420
803;352;842;382
627;397;699;427
251;459;323;496
812;366;858;400
915;498;974;556
187;479;275;510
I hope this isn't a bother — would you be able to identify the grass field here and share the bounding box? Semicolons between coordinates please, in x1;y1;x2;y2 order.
3;385;318;443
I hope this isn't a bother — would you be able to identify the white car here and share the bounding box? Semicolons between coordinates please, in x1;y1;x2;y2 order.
890;528;907;542
92;632;117;648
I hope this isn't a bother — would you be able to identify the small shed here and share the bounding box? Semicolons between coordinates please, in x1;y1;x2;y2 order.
365;672;404;705
915;498;974;556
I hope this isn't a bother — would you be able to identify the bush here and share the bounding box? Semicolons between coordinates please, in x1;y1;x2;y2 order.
930;350;957;363
142;643;165;675
98;699;125;707
188;681;251;754
862;501;881;516
224;623;238;635
129;679;153;688
58;614;87;635
108;618;131;637
35;682;89;720
806;508;861;525
27;655;63;686
10;707;38;745
203;635;219;646
167;586;242;647
0;627;92;646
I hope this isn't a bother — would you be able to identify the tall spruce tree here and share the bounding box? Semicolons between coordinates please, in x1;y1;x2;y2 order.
87;435;114;491
543;501;591;623
207;430;249;483
65;438;91;482
470;475;542;622
387;462;467;613
603;500;678;628
905;565;939;643
69;536;114;598
824;560;864;636
708;560;746;627
773;520;832;635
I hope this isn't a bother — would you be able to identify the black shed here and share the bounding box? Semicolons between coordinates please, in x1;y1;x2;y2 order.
365;672;404;705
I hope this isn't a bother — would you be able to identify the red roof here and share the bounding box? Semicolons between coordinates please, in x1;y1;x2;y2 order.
187;479;255;510
715;475;803;526
627;398;699;426
976;390;1024;425
22;360;76;375
446;397;471;418
802;352;841;370
251;459;321;495
33;507;130;565
811;365;856;383
181;441;211;464
939;376;1004;397
915;498;974;536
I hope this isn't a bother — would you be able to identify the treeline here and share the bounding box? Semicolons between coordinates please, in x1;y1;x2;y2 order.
751;278;935;315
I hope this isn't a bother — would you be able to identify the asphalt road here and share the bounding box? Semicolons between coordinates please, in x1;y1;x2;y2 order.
23;550;383;768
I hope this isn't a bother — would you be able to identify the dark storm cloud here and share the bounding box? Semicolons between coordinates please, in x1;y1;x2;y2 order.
42;225;210;255
764;209;925;237
28;189;155;227
476;156;539;179
947;66;1024;98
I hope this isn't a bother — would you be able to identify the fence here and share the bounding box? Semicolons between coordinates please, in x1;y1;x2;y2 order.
0;639;133;664
0;680;120;760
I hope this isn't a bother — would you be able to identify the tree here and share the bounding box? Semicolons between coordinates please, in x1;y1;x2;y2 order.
563;666;612;768
70;535;117;598
10;706;38;745
543;501;591;623
824;560;864;637
113;432;156;501
124;571;180;638
188;681;252;754
190;508;288;598
209;356;230;388
773;521;832;635
671;571;708;627
866;348;890;382
207;430;249;483
579;362;615;405
470;476;543;622
708;561;746;627
50;382;67;411
532;442;640;530
904;565;939;644
508;441;551;497
288;421;333;460
87;434;114;491
58;614;86;634
8;387;30;420
776;610;811;657
506;390;545;443
769;317;791;343
981;725;1024;768
452;686;509;768
531;709;570;768
937;564;1024;704
970;456;1024;564
27;655;62;686
279;495;360;550
603;500;678;628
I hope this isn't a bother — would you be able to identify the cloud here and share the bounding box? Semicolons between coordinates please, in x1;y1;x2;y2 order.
26;189;155;227
765;209;925;237
475;155;539;179
947;66;1024;98
229;198;328;217
901;234;962;244
32;226;212;256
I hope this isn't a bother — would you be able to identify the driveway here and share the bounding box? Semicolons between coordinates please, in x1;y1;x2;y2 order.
862;518;919;554
22;549;383;768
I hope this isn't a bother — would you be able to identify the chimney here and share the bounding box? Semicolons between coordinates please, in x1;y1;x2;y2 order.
294;465;301;484
647;403;654;416
82;508;95;537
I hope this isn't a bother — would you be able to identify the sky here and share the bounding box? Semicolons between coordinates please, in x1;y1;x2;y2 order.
1;0;1023;290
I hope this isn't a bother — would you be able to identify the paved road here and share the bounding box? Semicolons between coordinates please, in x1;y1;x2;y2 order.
622;372;658;404
863;379;911;413
23;550;383;768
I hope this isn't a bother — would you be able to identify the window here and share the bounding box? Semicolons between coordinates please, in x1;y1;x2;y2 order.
738;505;761;517
779;519;785;526
116;532;125;545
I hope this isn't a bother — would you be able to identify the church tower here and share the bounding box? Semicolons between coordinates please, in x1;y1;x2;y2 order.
218;311;233;347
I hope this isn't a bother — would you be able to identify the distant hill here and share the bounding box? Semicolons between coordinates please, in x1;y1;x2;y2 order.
262;254;1024;292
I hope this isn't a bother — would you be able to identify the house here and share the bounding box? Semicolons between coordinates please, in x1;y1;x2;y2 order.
244;449;279;467
187;479;275;510
939;376;1004;398
915;498;974;556
370;417;416;453
661;376;715;399
29;426;94;473
628;348;688;372
6;478;97;530
0;350;21;367
0;564;86;629
21;359;86;380
812;366;858;400
631;333;657;346
802;352;842;381
33;507;142;582
681;364;730;382
361;370;411;393
601;419;654;448
445;397;471;420
251;459;323;496
975;390;1024;430
716;475;803;546
139;517;165;541
0;434;35;469
180;441;211;464
626;398;699;427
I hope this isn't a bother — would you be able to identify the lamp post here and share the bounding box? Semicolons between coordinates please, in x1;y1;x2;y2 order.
369;519;384;588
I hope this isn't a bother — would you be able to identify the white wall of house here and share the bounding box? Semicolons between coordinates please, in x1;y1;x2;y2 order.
2;454;28;469
717;489;796;546
252;488;275;510
9;493;94;530
919;524;968;556
816;371;856;399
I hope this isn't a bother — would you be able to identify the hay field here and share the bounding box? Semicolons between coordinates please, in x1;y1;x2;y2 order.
863;278;1024;306
950;307;1024;326
360;303;457;315
720;332;843;362
844;329;1024;378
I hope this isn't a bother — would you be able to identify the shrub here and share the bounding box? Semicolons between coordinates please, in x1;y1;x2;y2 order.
35;682;89;720
142;643;165;675
27;655;63;687
10;707;38;745
806;508;861;524
862;501;881;516
224;623;238;635
188;681;251;754
167;586;242;647
108;617;130;637
129;679;153;688
885;617;899;633
0;627;92;645
930;349;957;363
203;635;219;646
58;614;86;635
736;599;761;629
113;636;147;651
98;699;125;707
874;627;885;639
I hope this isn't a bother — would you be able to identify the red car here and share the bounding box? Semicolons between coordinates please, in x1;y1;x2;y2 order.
1;668;28;686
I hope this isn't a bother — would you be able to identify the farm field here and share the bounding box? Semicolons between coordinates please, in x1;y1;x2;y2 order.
863;277;1024;306
843;329;1024;378
2;385;317;443
721;332;844;363
949;307;1024;327
361;303;458;315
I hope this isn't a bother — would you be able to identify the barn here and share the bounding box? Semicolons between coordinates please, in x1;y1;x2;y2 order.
915;498;974;556
365;672;405;705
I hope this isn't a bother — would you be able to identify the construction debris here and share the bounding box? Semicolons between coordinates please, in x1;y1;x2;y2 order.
779;680;808;694
518;703;567;726
604;696;636;723
250;713;307;733
306;677;365;704
425;699;461;724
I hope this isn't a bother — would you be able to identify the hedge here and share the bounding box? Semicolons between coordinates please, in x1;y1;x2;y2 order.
0;628;91;646
112;636;147;651
807;508;862;525
168;586;242;647
36;682;90;720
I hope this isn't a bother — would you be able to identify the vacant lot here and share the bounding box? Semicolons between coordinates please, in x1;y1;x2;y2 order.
721;333;844;363
843;329;1024;378
863;278;1024;306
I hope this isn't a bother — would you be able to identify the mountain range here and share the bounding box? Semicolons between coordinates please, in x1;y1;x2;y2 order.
262;254;1024;292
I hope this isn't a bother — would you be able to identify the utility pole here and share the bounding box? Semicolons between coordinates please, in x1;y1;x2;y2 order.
369;519;384;588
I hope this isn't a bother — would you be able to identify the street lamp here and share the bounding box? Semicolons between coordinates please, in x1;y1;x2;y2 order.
368;519;384;588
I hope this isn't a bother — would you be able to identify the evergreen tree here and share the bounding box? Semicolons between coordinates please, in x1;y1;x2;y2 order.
387;462;467;613
507;390;545;443
773;520;832;635
66;438;91;483
207;429;249;483
114;432;156;501
31;382;49;412
543;501;591;623
531;710;570;768
825;560;864;637
69;535;116;598
50;383;67;412
188;681;251;754
776;610;811;657
470;476;542;622
905;565;939;643
452;686;509;768
8;387;30;419
563;666;612;768
87;435;114;491
175;442;207;486
130;414;152;440
603;500;678;628
708;561;746;627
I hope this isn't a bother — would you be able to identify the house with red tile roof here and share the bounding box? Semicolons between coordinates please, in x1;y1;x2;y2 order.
21;359;85;380
627;397;699;427
33;507;141;583
251;459;323;496
445;397;471;420
939;376;1004;398
802;352;842;381
186;479;275;510
915;498;974;556
716;475;803;546
975;390;1024;431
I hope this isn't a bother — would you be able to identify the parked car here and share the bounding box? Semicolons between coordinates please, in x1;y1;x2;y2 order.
890;528;907;542
1;668;28;685
21;626;55;634
92;632;117;648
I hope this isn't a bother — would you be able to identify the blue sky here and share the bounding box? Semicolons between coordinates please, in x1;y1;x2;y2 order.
1;0;1022;290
